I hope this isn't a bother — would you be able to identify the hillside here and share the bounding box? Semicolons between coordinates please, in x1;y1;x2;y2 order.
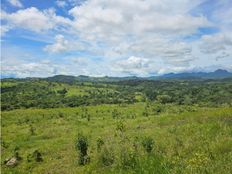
2;104;232;173
1;75;232;174
1;78;232;111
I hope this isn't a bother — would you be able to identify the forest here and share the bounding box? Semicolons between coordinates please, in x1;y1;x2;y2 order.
1;77;232;110
1;77;232;174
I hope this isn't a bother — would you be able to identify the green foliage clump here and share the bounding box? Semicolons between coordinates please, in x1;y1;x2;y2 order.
29;125;36;135
99;147;114;166
116;120;126;132
27;150;43;162
142;136;154;153
96;137;104;152
76;133;89;165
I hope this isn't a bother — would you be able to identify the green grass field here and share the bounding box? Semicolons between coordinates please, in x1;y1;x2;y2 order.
1;103;232;174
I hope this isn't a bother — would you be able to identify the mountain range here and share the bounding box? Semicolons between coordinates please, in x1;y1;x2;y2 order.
2;69;232;82
44;69;232;83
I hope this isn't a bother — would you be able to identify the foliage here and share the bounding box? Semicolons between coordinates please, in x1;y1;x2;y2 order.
142;136;154;153
1;77;232;173
1;78;232;111
76;133;89;165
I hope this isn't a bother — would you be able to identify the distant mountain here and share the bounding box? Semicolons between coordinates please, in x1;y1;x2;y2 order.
2;69;232;82
46;74;139;83
157;69;232;79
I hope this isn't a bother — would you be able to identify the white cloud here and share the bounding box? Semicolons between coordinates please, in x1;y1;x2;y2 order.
200;33;232;54
64;0;210;73
1;61;58;78
1;0;232;77
1;7;72;34
2;8;54;32
7;0;23;8
44;34;85;53
56;0;68;8
198;32;232;62
68;0;209;40
1;25;12;37
44;35;70;53
112;56;152;75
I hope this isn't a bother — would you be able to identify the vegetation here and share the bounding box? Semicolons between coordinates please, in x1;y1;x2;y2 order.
1;78;232;111
1;77;232;173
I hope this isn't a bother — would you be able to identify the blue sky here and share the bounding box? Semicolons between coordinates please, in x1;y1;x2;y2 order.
1;0;232;77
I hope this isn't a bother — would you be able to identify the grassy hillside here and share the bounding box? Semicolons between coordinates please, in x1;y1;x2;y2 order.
1;103;232;174
1;78;232;173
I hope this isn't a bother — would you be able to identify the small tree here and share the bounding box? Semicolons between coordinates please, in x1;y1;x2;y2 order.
76;133;89;165
57;88;67;95
142;137;154;153
96;137;104;152
157;95;172;104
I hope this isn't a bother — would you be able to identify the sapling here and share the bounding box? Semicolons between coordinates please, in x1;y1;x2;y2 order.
142;136;154;153
96;137;104;152
76;133;90;165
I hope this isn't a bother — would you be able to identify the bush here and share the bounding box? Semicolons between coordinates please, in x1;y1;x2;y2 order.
157;95;172;104
142;137;154;153
99;147;114;166
58;112;64;118
116;120;126;132
33;150;43;162
119;149;137;169
76;133;89;165
14;146;22;160
29;125;35;135
96;137;104;152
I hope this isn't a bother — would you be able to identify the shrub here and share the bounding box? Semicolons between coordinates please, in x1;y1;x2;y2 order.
157;95;172;104
112;109;119;119
153;105;163;114
76;133;89;165
87;114;90;121
29;125;35;135
58;112;64;118
96;137;104;152
116;120;126;132
142;137;154;153
99;147;114;166
119;149;137;169
33;150;43;162
14;146;22;160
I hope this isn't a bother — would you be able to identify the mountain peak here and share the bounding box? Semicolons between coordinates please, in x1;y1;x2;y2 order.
214;69;229;73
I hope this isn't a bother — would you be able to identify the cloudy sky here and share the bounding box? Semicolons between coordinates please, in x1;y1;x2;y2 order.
1;0;232;77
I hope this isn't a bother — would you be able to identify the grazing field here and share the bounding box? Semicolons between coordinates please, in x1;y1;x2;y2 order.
1;77;232;173
1;103;232;174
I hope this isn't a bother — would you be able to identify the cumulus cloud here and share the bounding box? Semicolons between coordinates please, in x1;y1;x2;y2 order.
199;32;232;61
113;56;152;75
7;0;23;8
68;0;210;39
1;0;232;77
1;7;71;34
1;61;58;78
44;35;70;53
56;0;68;8
200;33;232;54
44;34;85;53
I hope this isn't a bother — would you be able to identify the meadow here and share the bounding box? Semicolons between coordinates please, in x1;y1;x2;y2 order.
1;78;232;173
